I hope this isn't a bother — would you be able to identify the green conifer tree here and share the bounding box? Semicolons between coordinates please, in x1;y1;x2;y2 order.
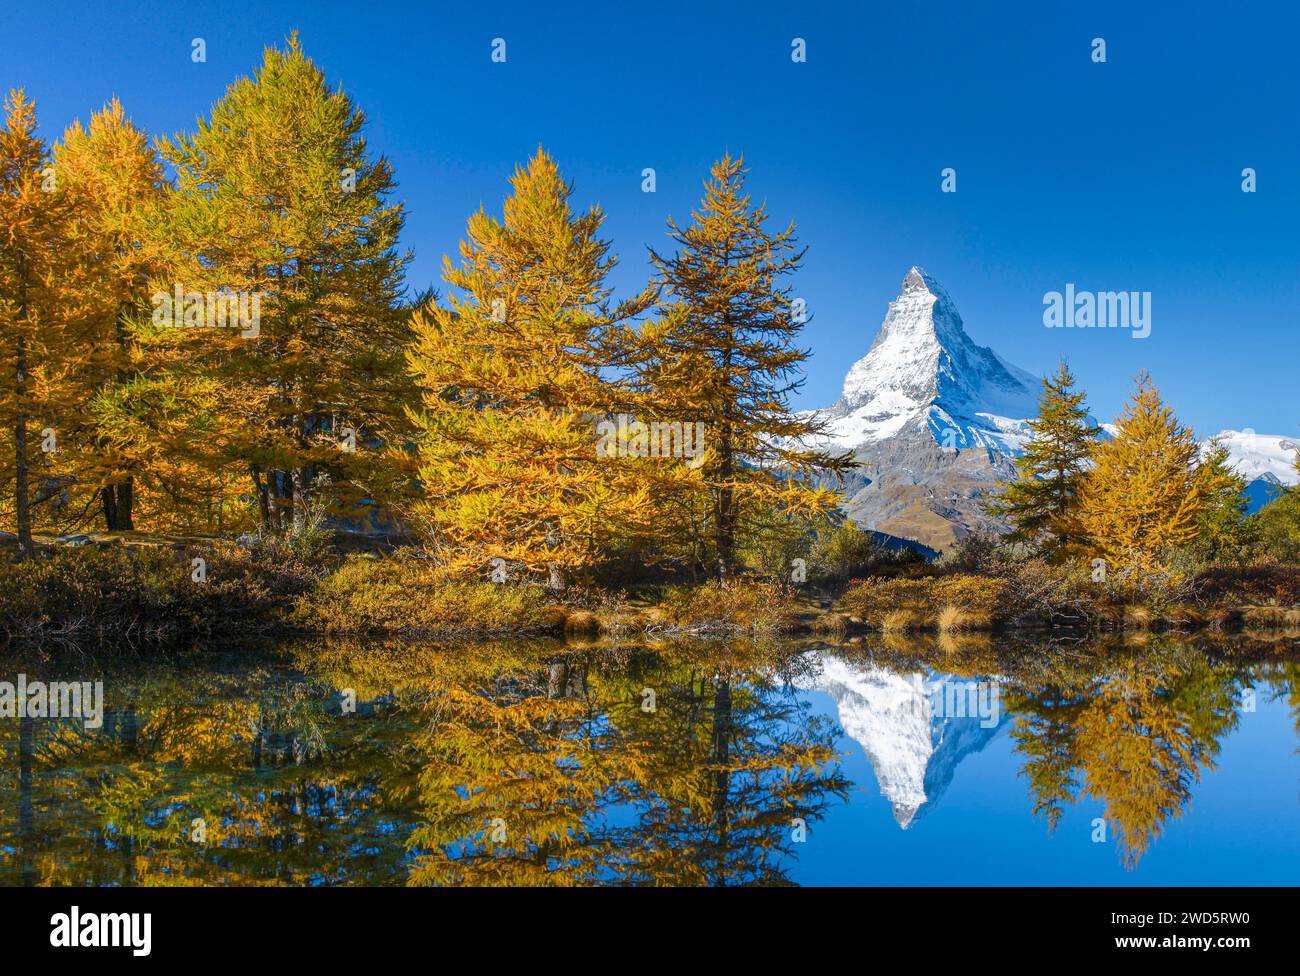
988;360;1098;555
1192;440;1252;561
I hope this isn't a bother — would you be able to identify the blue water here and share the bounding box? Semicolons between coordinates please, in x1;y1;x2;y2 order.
1;638;1296;886
797;683;1299;885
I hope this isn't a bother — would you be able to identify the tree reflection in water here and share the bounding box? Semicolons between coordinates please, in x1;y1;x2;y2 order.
0;636;1293;884
405;640;849;886
1007;643;1247;867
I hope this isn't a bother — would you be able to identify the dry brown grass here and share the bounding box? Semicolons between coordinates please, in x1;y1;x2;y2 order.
1123;604;1152;629
656;580;798;633
936;604;968;632
1242;606;1300;629
934;631;995;660
812;612;850;638
562;610;601;636
838;574;1007;631
880;608;920;632
292;555;555;635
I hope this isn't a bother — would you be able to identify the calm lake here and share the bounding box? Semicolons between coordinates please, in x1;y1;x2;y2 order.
2;635;1297;886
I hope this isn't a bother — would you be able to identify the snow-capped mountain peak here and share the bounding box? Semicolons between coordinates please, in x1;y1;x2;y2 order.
804;266;1293;550
821;267;1039;455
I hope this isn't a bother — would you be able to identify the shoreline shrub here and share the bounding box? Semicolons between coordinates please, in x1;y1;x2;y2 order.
656;580;798;633
291;554;555;635
837;574;1006;632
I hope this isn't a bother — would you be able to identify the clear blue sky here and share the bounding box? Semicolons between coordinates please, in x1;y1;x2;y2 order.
4;0;1297;435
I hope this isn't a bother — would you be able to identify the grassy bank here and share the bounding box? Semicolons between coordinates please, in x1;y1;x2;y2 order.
834;559;1300;635
2;543;1298;647
0;547;805;644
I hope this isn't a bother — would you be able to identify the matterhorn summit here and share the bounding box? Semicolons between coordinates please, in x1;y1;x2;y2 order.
822;267;1038;455
806;267;1296;551
807;268;1041;550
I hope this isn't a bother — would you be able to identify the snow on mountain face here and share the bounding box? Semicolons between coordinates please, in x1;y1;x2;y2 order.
820;267;1040;456
1202;429;1299;486
797;652;1002;829
801;266;1292;549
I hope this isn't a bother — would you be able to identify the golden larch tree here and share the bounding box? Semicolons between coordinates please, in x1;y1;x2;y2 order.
0;90;92;556
403;149;655;589
1073;372;1220;570
151;34;411;534
53;99;165;531
636;154;850;581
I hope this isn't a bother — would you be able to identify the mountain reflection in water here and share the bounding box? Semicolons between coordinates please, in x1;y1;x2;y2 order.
1;635;1297;885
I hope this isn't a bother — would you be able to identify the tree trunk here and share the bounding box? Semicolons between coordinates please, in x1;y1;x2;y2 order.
714;425;734;582
117;480;134;530
13;392;31;559
547;562;568;595
714;483;734;584
13;358;32;561
100;299;135;532
252;465;271;532
100;485;118;530
13;259;33;560
291;466;308;532
547;661;570;699
100;483;135;532
267;470;284;530
714;342;735;583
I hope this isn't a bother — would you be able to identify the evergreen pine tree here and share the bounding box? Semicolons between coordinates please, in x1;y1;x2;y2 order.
1192;439;1251;560
988;359;1098;555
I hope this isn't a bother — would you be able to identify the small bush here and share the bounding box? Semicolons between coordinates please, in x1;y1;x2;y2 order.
994;557;1094;624
809;520;926;584
656;580;798;633
0;544;312;640
1191;560;1300;608
838;577;929;627
933;575;1007;629
937;532;1011;574
292;554;554;635
837;574;1005;631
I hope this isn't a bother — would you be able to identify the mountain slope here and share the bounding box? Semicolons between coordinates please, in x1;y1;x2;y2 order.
1202;429;1299;483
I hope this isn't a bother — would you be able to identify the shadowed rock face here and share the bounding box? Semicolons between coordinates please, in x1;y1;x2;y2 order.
826;419;1021;552
798;652;1003;828
806;268;1039;551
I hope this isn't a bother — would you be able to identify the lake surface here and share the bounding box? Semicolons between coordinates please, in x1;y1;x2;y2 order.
2;634;1297;886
